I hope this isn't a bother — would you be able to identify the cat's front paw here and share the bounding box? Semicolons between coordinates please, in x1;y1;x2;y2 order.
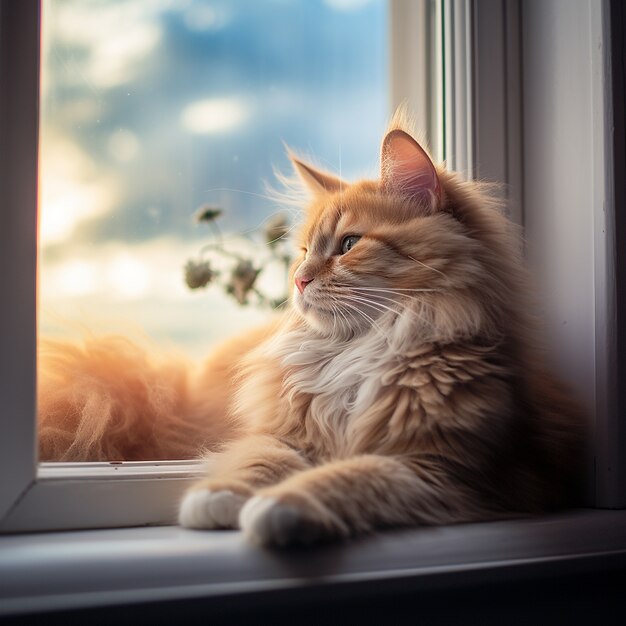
239;495;326;547
178;489;247;530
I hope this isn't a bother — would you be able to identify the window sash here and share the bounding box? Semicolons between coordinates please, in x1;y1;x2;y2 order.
0;0;39;524
2;462;203;533
1;0;622;534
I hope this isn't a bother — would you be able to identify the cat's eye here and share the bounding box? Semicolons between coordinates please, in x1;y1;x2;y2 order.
340;235;361;254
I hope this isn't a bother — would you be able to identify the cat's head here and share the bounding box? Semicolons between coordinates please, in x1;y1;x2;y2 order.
288;117;525;344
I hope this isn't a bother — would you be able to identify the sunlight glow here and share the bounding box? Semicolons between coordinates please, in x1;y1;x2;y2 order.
41;240;196;302
180;98;249;134
39;136;116;245
105;254;152;300
51;260;98;297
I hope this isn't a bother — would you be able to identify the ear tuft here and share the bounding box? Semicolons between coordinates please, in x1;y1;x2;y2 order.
380;129;441;210
289;154;347;196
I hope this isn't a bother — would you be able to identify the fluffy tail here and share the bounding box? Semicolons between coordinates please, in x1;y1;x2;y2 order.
38;335;235;462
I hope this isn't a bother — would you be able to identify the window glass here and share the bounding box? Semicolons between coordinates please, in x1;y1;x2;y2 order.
39;0;389;359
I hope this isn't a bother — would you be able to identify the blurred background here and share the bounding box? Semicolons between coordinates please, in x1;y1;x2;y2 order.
39;0;390;360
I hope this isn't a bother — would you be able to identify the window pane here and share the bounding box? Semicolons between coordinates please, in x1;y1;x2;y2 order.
37;0;389;462
39;0;389;359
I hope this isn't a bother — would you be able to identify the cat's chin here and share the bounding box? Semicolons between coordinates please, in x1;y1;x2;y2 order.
295;304;338;336
294;287;387;338
293;298;362;339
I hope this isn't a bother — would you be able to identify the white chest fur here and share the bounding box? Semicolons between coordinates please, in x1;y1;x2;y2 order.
271;320;402;453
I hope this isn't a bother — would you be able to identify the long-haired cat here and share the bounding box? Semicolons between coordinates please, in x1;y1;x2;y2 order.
176;112;584;545
39;112;583;546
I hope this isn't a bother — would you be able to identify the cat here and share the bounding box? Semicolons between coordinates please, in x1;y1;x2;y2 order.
38;110;584;547
176;110;585;546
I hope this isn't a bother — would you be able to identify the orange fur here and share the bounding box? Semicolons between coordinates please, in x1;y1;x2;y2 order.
38;324;276;461
40;112;584;547
177;115;585;546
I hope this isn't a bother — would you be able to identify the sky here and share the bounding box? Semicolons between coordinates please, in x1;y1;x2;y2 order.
39;0;389;359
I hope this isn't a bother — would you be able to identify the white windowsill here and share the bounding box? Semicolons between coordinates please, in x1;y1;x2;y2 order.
38;461;204;480
1;509;625;618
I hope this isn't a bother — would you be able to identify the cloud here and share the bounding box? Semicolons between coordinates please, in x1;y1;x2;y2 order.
39;134;117;245
180;97;250;134
182;3;230;31
108;129;141;162
41;238;188;302
43;0;165;89
39;237;276;359
323;0;375;11
44;259;99;298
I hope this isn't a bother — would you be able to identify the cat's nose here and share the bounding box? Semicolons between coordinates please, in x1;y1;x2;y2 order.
295;276;313;294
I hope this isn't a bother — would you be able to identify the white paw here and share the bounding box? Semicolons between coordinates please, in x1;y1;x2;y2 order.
239;496;322;547
178;489;246;530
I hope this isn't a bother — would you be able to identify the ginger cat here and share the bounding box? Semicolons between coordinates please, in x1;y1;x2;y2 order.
175;113;584;546
38;112;583;545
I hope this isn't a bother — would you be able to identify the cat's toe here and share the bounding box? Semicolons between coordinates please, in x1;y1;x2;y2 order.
239;496;322;547
178;489;246;529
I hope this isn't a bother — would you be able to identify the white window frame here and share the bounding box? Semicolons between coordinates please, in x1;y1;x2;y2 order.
0;0;204;533
517;0;624;508
1;0;623;533
0;0;40;528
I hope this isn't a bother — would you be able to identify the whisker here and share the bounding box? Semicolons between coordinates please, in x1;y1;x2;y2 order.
335;284;440;293
333;299;351;331
273;297;290;310
331;304;338;336
334;298;385;335
264;221;300;246
335;290;435;327
334;286;440;319
336;304;354;337
339;290;412;307
338;294;400;317
407;256;448;279
203;187;301;211
344;289;439;317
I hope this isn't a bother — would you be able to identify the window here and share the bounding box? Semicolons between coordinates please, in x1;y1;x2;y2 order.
1;0;623;533
2;0;395;531
39;0;389;361
36;0;391;469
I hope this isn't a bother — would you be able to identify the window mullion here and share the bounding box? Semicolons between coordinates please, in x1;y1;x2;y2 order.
442;0;474;178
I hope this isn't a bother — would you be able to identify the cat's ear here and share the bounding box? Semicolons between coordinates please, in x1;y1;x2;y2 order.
381;130;441;209
290;156;347;195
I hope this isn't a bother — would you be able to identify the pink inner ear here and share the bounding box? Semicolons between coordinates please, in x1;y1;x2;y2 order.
381;130;440;205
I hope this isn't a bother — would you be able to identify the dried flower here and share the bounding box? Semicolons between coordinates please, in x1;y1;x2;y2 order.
184;204;292;307
195;205;223;223
228;260;260;305
264;213;290;247
184;259;214;289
